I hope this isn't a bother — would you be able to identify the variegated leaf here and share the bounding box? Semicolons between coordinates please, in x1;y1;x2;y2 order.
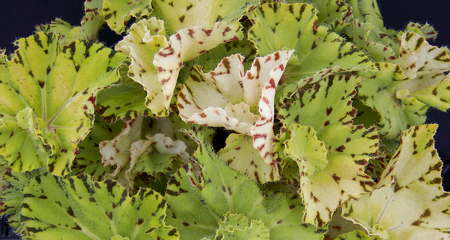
288;0;352;31
213;213;270;240
9;172;179;239
248;2;374;82
279;69;379;226
102;0;153;34
0;32;125;175
165;139;324;240
405;22;438;41
177;50;293;166
359;32;450;138
72;117;123;180
218;134;279;184
342;125;450;240
117;18;242;116
152;0;258;32
99;116;189;188
37;0;104;42
97;66;148;121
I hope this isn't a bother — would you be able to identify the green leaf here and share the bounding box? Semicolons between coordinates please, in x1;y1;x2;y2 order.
36;18;82;44
99;116;189;188
214;213;270;240
0;170;38;233
358;62;424;138
346;0;384;27
218;134;279;184
343;19;399;61
72;117;123;180
81;0;105;40
342;124;450;240
102;0;153;34
37;0;105;42
152;0;258;33
335;231;378;240
0;32;125;175
326;208;366;239
340;0;400;61
285;125;328;177
405;22;438;41
191;40;256;72
279;69;379;226
248;2;374;81
14;172;178;239
165;141;323;240
359;32;450;138
97;68;148;121
289;0;352;31
116;18;242;116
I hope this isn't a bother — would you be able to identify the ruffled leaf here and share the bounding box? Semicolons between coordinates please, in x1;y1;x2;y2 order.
289;0;352;31
102;0;153;34
405;22;438;41
358;62;425;138
9;172;178;239
97;68;148;121
343;19;399;61
359;32;450;138
99;116;189;188
117;18;242;116
177;50;293;166
214;213;270;240
165;140;323;240
279;69;379;226
0;32;125;175
342;124;450;240
395;32;449;82
335;230;378;240
152;0;258;32
72;117;123;180
218;134;279;184
346;0;384;27
37;0;104;42
285;125;328;178
342;0;400;61
248;2;374;81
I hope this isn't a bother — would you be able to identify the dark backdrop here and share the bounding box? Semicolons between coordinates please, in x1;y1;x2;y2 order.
0;0;449;238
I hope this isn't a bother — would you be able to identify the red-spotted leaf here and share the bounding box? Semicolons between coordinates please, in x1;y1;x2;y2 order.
177;50;293;168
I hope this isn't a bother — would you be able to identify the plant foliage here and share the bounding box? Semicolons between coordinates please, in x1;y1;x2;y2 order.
0;0;449;239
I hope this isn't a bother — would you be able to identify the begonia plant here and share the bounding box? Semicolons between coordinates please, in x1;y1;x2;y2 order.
0;0;449;239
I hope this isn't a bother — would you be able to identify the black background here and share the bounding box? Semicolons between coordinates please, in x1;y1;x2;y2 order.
0;0;449;238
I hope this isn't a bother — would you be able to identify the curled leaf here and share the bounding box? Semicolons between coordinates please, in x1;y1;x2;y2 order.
37;0;104;42
342;125;450;240
117;18;242;116
102;0;153;34
218;134;279;184
359;32;450;138
248;2;374;82
100;116;189;188
152;0;258;32
280;69;379;226
177;50;293;166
